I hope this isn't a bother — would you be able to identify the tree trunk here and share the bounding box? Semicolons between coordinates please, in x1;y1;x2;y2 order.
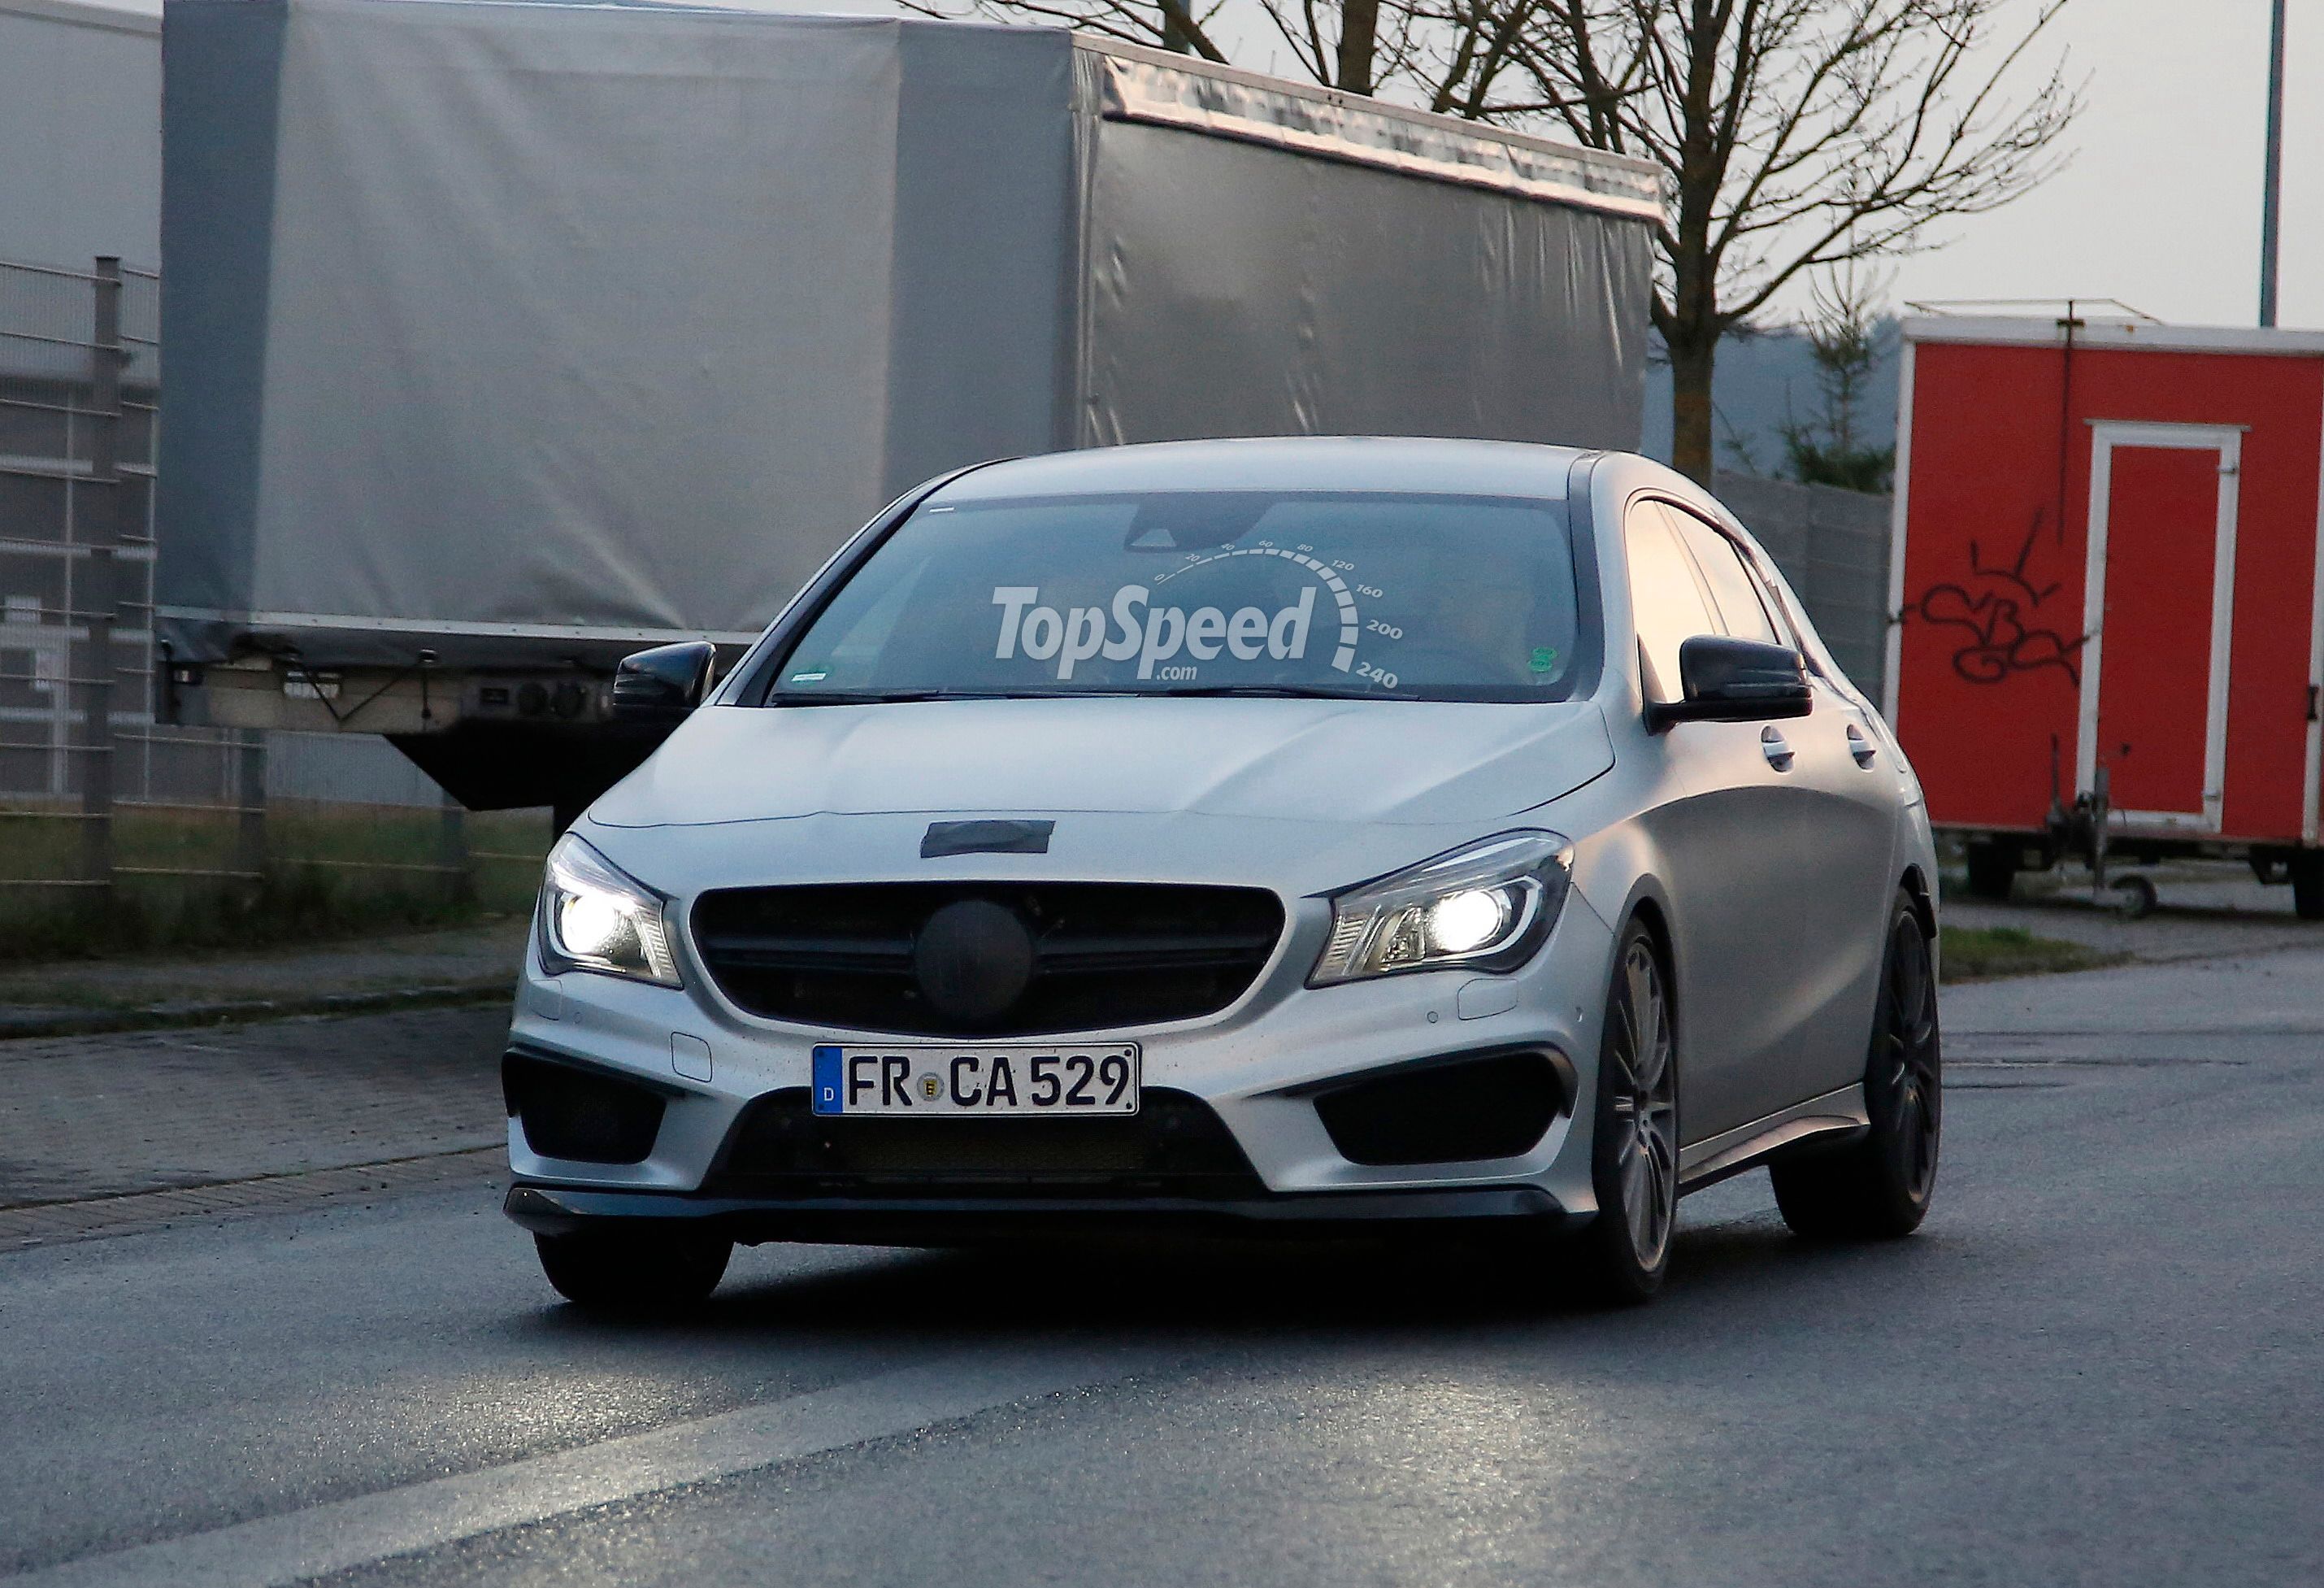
1666;332;1716;485
1336;0;1379;94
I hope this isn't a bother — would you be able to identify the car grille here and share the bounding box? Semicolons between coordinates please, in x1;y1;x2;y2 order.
689;881;1284;1036
701;1087;1265;1200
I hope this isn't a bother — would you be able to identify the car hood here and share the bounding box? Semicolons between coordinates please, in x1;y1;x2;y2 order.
590;697;1614;829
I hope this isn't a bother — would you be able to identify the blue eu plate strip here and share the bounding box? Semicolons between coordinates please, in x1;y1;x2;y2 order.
811;1045;844;1115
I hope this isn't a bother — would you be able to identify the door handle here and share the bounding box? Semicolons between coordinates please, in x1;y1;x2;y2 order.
1761;725;1795;771
1846;724;1878;768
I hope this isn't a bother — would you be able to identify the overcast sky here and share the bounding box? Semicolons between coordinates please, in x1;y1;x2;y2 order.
1837;0;2317;330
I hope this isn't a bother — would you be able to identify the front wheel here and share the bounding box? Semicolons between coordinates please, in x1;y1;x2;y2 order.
1771;891;1941;1238
534;1229;732;1314
1574;922;1679;1303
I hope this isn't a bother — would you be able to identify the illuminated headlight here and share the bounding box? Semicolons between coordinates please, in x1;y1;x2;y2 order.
536;833;681;986
1310;831;1572;985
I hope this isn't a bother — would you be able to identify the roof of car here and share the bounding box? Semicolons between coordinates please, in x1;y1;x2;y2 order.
930;437;1599;503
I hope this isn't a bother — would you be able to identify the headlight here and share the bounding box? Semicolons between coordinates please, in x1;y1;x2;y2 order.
1310;831;1572;985
536;833;681;986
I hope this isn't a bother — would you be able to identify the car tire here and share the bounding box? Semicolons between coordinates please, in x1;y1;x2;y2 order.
1962;841;2016;900
1574;920;1679;1304
533;1229;732;1314
1770;890;1942;1239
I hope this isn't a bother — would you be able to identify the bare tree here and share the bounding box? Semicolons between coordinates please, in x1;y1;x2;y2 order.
1524;1;2079;481
919;0;1549;112
923;0;1233;63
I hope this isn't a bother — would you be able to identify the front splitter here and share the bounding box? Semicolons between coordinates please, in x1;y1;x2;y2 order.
505;1181;1567;1246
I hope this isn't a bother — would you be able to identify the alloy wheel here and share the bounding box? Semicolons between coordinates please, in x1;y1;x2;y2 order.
1878;915;1942;1206
1608;939;1679;1270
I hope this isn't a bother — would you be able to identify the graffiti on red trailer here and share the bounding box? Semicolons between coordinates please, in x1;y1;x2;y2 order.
1912;513;2086;687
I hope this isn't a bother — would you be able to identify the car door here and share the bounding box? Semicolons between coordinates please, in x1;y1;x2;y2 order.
1624;500;1820;1140
1666;507;1896;1110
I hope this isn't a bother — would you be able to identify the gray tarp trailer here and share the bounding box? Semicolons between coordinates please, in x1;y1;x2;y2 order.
156;0;1660;815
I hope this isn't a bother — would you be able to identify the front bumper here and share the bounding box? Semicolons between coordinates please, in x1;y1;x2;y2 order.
503;859;1622;1235
505;1180;1567;1246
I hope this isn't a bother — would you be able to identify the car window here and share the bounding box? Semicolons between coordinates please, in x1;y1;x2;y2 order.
1665;507;1783;647
1624;503;1719;703
769;490;1593;704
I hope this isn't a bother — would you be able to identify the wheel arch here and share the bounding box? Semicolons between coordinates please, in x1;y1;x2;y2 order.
1612;889;1679;1055
1898;865;1937;942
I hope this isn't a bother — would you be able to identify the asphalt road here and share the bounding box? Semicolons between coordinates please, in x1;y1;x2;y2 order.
3;948;2320;1587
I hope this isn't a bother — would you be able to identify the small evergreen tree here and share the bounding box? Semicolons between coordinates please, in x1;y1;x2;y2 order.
1779;268;1897;495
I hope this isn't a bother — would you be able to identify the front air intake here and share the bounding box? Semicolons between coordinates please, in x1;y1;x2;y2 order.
702;1086;1263;1200
503;1052;667;1164
1313;1049;1569;1167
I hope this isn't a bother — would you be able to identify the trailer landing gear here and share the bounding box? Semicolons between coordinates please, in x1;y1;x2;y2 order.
2293;852;2324;922
1963;841;2018;901
2110;874;2158;919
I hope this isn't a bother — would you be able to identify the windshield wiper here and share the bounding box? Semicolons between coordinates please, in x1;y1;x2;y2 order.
1141;685;1377;700
770;685;1383;706
769;689;1056;707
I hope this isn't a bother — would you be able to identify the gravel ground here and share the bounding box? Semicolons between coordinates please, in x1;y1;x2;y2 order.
1946;860;2320;963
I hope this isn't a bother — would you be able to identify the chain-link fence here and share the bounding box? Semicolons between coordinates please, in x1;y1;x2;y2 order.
0;257;549;935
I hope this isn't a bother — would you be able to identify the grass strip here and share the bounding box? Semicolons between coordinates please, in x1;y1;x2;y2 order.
1940;924;2127;984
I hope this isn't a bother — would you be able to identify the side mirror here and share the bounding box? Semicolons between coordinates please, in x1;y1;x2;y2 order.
611;641;717;723
1649;636;1811;730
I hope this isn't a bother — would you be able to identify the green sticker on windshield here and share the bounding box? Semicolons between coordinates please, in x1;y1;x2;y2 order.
1529;646;1559;673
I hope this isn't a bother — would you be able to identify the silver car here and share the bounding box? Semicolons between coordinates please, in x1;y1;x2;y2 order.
502;438;1942;1309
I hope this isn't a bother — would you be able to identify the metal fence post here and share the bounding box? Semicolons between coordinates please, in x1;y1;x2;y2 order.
76;257;125;901
237;732;269;887
438;790;473;905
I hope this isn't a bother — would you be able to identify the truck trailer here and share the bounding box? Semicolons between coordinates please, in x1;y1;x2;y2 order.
154;0;1662;820
1886;311;2324;917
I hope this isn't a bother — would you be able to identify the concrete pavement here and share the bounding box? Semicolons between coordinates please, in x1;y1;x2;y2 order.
2;943;2318;1586
0;1005;510;1248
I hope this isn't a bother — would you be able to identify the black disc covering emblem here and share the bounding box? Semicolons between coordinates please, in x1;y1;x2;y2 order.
913;899;1036;1028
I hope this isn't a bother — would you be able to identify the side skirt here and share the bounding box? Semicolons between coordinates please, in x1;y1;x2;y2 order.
1676;1084;1870;1195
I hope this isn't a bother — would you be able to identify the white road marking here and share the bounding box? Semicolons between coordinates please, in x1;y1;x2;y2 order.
15;1346;1148;1588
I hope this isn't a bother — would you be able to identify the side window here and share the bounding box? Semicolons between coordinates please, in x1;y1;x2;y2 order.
1623;503;1720;704
1666;507;1783;647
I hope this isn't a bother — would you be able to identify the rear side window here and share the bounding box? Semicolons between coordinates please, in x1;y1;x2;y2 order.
1665;507;1783;647
1623;503;1719;703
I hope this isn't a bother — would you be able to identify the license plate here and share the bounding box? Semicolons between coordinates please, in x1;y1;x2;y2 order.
811;1043;1140;1117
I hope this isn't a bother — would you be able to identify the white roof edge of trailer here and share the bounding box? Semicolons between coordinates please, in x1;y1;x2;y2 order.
154;606;767;647
1901;314;2324;358
1080;34;1665;223
0;0;158;36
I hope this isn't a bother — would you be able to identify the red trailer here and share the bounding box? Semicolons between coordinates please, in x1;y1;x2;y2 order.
1886;313;2324;918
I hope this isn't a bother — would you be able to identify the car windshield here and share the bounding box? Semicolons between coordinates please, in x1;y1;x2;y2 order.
768;490;1592;704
